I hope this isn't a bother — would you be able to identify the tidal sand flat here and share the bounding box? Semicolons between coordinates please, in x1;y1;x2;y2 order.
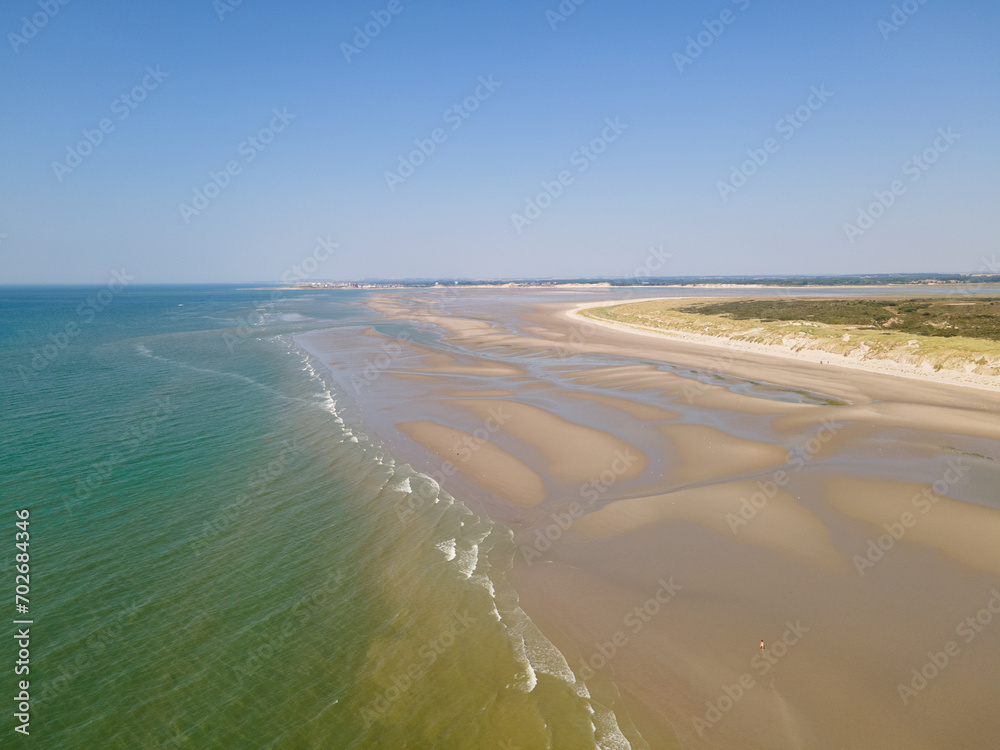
309;288;1000;749
396;420;546;507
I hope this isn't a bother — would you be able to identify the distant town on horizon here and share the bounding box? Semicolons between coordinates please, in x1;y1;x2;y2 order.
287;272;1000;290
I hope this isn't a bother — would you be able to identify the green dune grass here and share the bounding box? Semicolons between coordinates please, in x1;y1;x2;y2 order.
583;297;1000;376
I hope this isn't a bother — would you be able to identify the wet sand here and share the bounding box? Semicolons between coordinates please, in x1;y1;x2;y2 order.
301;289;1000;749
396;420;546;507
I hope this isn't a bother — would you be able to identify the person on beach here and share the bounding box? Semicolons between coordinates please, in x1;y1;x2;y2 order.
760;640;765;650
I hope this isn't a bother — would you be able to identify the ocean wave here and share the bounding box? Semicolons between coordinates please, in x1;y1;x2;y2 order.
387;476;411;494
289;335;637;749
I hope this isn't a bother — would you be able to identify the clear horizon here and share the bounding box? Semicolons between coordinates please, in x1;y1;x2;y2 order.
2;0;998;284
5;271;1000;288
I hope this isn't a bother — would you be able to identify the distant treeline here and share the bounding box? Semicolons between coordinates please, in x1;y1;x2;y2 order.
359;274;1000;288
604;274;1000;287
680;298;1000;341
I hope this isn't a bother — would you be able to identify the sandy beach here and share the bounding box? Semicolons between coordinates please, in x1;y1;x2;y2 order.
568;299;1000;393
301;288;1000;749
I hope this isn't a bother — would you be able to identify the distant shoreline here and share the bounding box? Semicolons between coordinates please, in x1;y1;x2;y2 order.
252;281;1000;292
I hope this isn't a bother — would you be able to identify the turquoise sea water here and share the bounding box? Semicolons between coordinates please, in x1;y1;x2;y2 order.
0;286;634;749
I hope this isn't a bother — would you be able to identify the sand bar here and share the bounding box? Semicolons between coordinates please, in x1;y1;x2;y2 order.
396;420;546;507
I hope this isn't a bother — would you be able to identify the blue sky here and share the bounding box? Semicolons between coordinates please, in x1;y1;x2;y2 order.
1;0;998;283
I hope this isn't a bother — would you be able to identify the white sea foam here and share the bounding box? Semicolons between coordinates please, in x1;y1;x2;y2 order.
594;708;632;750
470;573;501;622
473;573;495;599
316;393;337;415
512;608;578;688
411;474;440;499
435;538;457;561
454;543;478;579
388;477;412;494
507;635;538;693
